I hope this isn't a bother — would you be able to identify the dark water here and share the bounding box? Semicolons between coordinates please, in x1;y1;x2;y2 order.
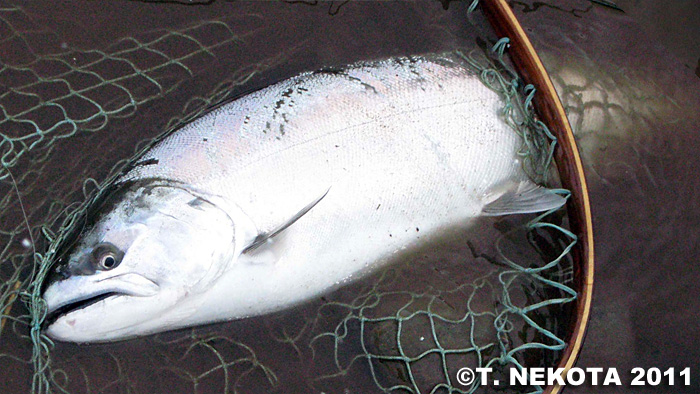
615;0;700;74
513;1;700;392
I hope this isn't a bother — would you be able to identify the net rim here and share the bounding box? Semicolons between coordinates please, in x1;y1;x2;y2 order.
480;2;595;393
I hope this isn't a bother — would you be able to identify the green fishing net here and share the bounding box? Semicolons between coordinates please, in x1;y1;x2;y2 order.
0;1;577;393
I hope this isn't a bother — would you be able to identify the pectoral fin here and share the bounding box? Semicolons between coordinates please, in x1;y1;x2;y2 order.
242;187;330;255
482;180;565;216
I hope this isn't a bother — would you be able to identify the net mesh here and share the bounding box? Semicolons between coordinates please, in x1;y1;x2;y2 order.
300;39;577;393
0;1;578;393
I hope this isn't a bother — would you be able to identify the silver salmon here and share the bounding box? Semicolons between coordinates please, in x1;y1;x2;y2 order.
42;53;564;342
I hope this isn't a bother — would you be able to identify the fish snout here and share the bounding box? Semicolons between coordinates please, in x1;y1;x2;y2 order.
43;272;160;331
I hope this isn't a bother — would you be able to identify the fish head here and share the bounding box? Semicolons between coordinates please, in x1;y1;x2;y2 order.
42;183;236;342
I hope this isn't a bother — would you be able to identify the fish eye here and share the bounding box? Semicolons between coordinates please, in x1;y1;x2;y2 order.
91;243;124;271
100;253;117;270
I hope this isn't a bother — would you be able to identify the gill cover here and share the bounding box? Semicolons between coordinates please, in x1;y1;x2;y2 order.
42;182;236;342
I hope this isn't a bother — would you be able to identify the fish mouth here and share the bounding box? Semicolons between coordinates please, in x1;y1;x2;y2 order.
41;272;160;332
44;292;123;328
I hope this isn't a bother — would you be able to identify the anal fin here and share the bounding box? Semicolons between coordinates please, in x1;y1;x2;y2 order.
482;180;566;216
